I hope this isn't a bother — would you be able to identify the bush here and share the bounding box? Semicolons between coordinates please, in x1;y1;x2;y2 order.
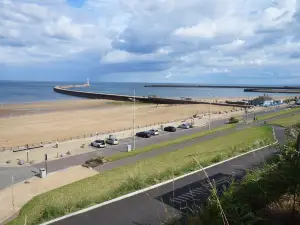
229;117;239;124
82;156;107;168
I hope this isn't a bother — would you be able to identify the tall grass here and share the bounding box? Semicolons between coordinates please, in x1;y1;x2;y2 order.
181;136;300;225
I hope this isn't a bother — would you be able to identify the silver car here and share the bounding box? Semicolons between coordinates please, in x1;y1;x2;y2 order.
179;123;190;129
106;136;119;145
91;140;106;148
149;129;159;136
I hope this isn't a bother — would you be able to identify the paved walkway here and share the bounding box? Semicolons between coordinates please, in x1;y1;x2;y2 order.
0;166;97;224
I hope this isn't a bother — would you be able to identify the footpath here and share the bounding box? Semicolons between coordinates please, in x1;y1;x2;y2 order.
0;166;97;224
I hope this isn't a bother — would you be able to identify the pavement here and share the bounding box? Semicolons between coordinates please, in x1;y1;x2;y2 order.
48;126;286;225
0;166;98;224
0;106;288;190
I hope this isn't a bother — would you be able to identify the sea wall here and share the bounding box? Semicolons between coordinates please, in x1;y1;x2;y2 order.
53;86;248;108
244;88;300;94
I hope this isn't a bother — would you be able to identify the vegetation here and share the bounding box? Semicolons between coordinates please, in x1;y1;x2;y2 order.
268;113;300;127
228;116;239;124
82;156;107;168
257;107;300;121
106;123;237;162
189;141;300;225
171;122;300;225
8;126;274;225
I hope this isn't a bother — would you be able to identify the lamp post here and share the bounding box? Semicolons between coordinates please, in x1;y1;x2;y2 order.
133;89;136;151
208;93;211;130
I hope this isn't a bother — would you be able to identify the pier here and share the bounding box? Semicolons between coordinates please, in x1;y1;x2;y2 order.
53;85;249;108
144;84;300;94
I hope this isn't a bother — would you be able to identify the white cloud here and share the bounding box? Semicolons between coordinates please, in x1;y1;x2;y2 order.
44;16;86;40
101;49;170;64
1;0;300;84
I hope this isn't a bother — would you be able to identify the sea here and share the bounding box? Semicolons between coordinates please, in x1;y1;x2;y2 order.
0;80;297;104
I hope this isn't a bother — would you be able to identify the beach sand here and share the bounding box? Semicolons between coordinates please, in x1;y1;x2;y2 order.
0;99;236;147
0;96;290;148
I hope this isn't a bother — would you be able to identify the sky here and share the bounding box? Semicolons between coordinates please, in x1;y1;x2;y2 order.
0;0;300;84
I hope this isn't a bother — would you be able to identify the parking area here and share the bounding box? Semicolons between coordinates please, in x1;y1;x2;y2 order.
88;123;213;152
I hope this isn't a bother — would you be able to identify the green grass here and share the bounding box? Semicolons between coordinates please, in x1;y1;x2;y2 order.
257;107;300;121
107;123;237;162
192;141;300;225
268;113;300;127
8;126;275;225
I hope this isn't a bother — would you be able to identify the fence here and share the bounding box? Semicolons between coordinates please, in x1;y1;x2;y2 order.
0;117;193;152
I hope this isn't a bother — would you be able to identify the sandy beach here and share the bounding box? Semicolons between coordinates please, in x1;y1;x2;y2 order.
0;96;290;148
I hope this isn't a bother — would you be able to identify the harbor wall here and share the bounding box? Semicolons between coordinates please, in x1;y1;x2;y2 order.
53;86;248;108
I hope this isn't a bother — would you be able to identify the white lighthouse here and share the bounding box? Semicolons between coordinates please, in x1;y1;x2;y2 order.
86;78;90;86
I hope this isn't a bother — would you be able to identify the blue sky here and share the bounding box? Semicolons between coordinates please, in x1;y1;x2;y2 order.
0;0;300;84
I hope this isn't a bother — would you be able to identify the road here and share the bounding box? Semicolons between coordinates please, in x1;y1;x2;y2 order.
0;118;228;190
0;106;288;190
48;126;286;225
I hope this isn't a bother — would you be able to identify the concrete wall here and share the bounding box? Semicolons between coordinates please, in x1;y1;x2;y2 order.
53;86;248;108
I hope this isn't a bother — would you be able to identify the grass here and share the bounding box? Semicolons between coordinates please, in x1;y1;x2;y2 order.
8;126;275;225
257;107;300;121
191;141;300;225
106;123;237;162
268;113;300;127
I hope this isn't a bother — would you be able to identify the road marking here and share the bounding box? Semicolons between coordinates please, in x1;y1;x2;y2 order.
40;128;278;225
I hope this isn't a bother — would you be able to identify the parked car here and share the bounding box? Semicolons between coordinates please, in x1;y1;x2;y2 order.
164;126;176;132
106;135;119;145
149;129;159;136
91;140;106;148
179;123;190;129
136;131;152;138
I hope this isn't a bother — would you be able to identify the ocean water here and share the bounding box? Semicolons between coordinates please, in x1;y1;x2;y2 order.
0;80;296;104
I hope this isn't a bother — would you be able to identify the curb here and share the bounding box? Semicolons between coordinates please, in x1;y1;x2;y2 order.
40;127;279;225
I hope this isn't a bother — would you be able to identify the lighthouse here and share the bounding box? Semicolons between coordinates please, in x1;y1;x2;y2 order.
86;78;90;86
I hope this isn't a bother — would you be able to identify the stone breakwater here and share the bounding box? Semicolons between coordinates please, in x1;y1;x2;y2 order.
53;85;249;107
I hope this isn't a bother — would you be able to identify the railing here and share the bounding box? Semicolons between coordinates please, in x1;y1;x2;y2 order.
0;117;193;152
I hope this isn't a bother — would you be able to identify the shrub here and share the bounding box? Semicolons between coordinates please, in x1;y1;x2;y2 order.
82;156;107;168
229;117;239;124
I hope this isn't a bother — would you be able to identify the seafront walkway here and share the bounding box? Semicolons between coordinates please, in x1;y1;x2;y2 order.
0;105;274;168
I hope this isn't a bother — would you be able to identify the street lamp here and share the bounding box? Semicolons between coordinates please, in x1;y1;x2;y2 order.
133;89;136;151
208;93;211;130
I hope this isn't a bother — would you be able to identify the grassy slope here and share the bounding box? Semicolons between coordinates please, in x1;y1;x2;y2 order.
268;113;300;127
195;142;300;225
107;124;236;161
257;107;300;121
9;126;275;225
